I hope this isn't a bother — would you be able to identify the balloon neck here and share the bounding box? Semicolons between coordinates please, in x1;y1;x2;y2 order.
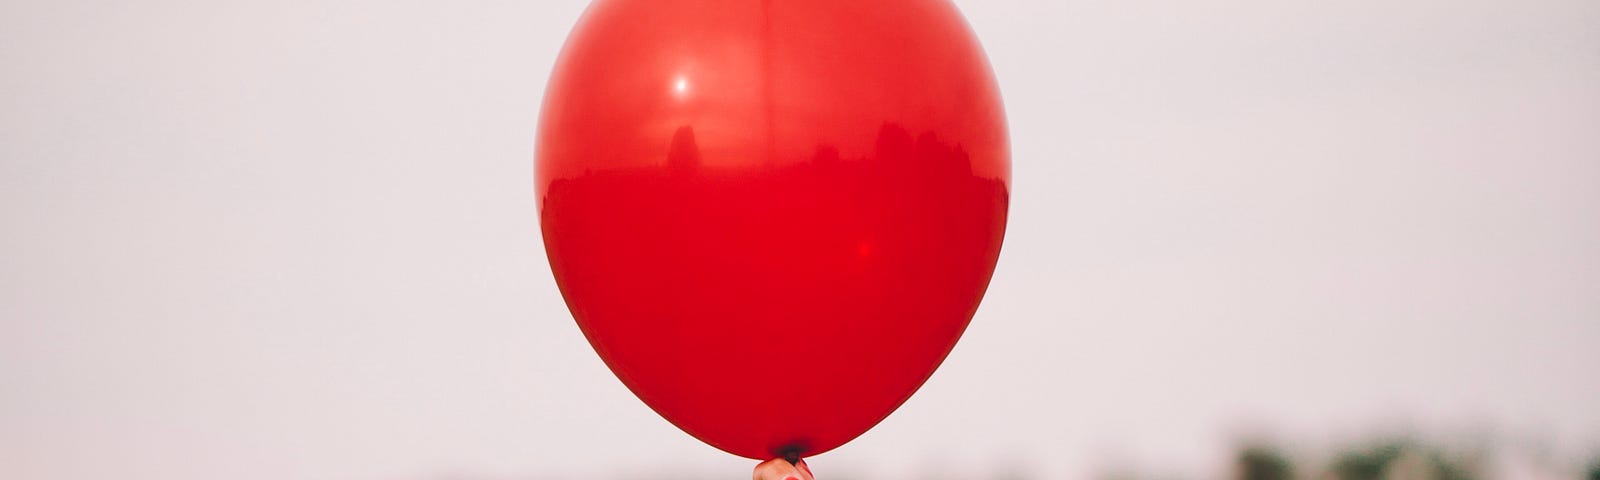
779;447;802;465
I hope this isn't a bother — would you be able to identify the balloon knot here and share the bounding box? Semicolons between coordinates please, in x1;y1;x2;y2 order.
778;445;804;465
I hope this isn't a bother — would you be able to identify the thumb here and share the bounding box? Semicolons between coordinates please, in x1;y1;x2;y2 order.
796;459;815;480
753;458;813;480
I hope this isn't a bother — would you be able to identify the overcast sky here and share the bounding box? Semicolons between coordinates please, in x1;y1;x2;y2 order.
3;1;1598;479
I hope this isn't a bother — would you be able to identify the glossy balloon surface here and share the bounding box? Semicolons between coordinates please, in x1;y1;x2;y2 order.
537;0;1009;460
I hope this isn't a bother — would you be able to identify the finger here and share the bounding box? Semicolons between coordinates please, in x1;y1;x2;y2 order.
753;458;806;480
796;459;815;480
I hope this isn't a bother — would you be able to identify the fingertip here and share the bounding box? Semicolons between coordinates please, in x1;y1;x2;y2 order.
754;458;804;480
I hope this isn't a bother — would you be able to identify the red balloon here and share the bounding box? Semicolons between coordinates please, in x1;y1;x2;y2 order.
537;0;1009;460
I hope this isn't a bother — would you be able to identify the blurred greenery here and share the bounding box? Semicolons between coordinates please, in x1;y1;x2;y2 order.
1326;441;1477;480
1236;446;1293;480
1329;443;1402;480
1083;437;1593;480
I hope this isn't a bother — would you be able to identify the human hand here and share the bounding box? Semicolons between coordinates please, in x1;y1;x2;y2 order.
752;458;815;480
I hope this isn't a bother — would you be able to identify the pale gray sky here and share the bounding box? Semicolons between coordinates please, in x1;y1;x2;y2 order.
2;1;1598;479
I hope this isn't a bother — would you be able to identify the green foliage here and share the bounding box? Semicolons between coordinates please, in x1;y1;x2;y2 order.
1330;443;1404;480
1237;446;1294;480
1324;441;1479;480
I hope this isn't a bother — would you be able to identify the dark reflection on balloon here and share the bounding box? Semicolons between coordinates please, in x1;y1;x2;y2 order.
667;126;701;173
540;122;1007;459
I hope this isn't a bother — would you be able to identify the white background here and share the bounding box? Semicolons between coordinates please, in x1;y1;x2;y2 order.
3;1;1597;479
